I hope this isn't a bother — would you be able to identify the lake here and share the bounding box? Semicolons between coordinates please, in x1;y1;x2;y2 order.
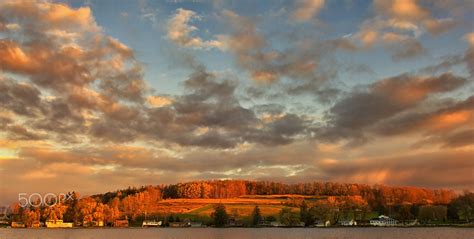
1;227;473;239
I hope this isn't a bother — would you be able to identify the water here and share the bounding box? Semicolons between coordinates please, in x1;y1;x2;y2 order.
1;227;473;239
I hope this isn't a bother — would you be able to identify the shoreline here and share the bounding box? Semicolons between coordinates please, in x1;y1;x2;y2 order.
2;225;473;229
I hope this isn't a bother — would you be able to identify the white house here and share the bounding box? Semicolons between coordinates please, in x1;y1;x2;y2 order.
340;219;357;226
315;220;331;227
370;215;398;226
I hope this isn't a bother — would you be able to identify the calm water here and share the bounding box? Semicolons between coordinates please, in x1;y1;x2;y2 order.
1;227;473;239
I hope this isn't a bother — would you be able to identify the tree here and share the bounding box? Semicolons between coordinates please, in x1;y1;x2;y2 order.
397;204;414;223
279;207;300;226
300;201;314;226
63;192;80;223
211;204;228;227
168;215;175;223
448;192;474;222
418;205;447;223
265;215;276;223
310;202;335;224
251;206;262;227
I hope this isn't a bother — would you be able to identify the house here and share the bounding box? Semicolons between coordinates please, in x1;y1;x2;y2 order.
30;221;40;228
11;221;25;228
45;220;73;228
315;220;330;227
113;219;129;227
228;217;244;227
83;220;104;227
370;215;398;226
0;219;10;227
340;219;357;226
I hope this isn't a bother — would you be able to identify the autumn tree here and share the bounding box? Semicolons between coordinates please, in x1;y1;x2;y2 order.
63;191;80;223
105;197;121;224
77;197;98;224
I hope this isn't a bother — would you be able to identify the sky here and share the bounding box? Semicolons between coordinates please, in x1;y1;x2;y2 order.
0;0;473;204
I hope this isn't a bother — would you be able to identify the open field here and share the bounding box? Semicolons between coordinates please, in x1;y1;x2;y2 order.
136;195;320;223
148;197;292;215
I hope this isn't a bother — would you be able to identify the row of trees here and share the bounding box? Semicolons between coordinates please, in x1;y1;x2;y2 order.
96;180;456;209
158;180;455;205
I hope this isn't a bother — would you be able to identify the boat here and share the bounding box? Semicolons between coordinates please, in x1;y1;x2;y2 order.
45;219;73;228
142;220;162;227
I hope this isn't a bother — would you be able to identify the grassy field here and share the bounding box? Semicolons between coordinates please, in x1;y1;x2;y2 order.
143;194;369;223
142;196;302;223
149;197;291;214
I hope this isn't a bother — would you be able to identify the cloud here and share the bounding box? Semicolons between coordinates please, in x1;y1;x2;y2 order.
373;95;474;139
0;0;149;144
1;0;473;205
350;0;465;59
320;73;468;143
221;9;348;96
136;64;312;148
166;8;226;50
315;149;474;189
147;95;173;107
290;0;325;22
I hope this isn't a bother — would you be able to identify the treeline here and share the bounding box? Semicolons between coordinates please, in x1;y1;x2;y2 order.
98;180;456;206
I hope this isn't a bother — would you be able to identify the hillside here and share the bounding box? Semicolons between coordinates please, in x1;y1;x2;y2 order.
10;180;467;227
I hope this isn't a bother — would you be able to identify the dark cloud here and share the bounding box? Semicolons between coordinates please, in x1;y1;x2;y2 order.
315;149;474;189
442;129;474;148
374;95;474;137
0;78;43;117
320;73;468;142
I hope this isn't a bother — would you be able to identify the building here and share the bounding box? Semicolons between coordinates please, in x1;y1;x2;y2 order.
11;221;25;228
83;220;104;227
340;219;357;226
370;215;398;226
113;219;129;227
315;220;331;227
45;220;73;228
30;221;40;228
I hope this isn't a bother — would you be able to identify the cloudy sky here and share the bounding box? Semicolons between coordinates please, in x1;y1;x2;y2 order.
0;0;473;204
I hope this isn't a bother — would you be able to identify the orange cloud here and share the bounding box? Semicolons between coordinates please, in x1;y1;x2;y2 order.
147;95;173;107
0;40;34;72
426;110;472;131
166;8;225;50
291;0;325;22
